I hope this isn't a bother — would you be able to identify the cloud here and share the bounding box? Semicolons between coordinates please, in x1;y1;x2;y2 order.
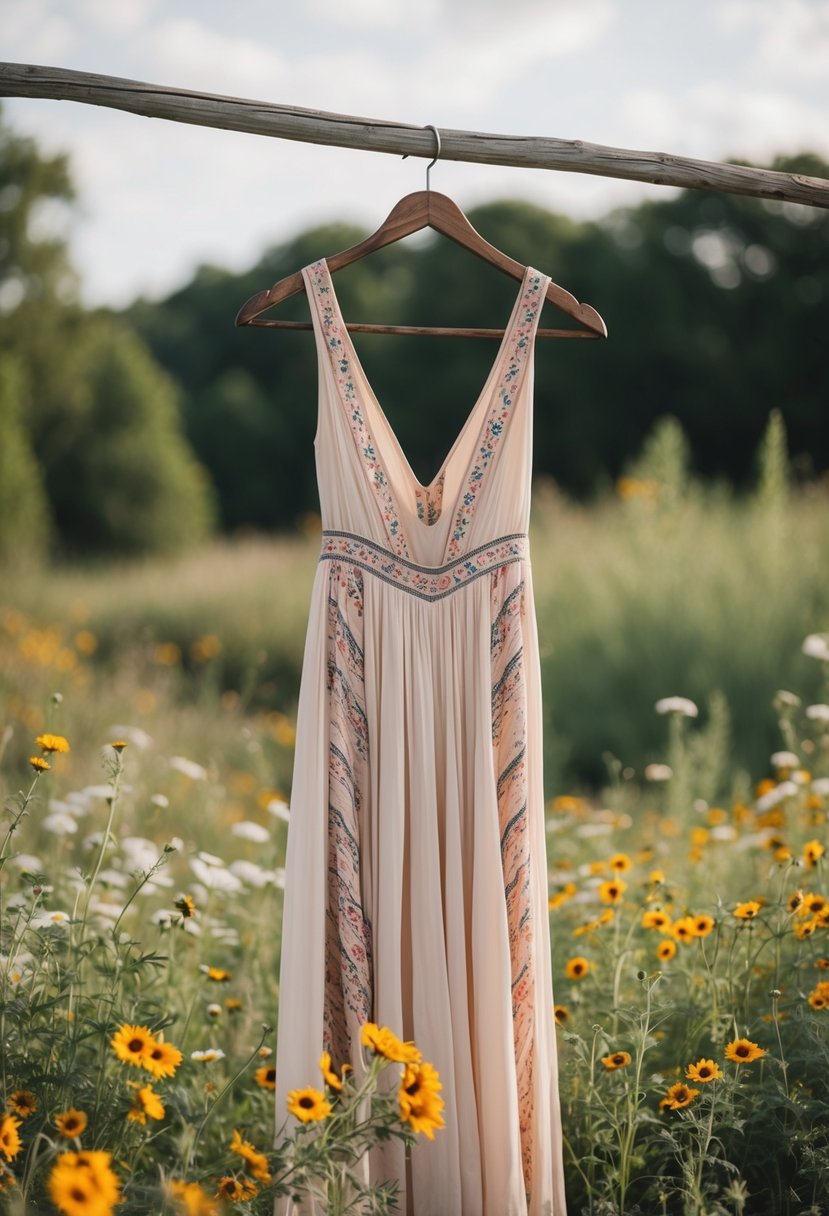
717;0;829;80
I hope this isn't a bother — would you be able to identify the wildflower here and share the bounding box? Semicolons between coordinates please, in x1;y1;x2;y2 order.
35;733;70;753
110;1023;156;1068
229;1129;272;1182
817;958;829;970
398;1061;446;1140
645;763;673;781
255;1065;276;1090
803;893;827;915
553;1005;569;1026
598;879;627;904
564;957;590;980
144;1040;183;1079
360;1022;421;1063
29;756;50;772
127;1084;166;1125
286;1086;332;1123
671;916;696;944
692;914;715;937
642;909;672;932
0;1114;22;1161
48;1150;121;1214
796;919;818;939
175;894;196;918
808;990;829;1010
686;1059;723;1083
724;1038;766;1064
787;891;805;914
7;1091;37;1118
168;1179;219;1215
734;901;762;920
663;1082;700;1109
601;1051;632;1070
55;1109;88;1138
225;998;243;1014
649;869;666;885
215;1177;258;1201
170;756;207;780
657;939;677;961
191;1049;226;1063
804;840;825;866
655;697;698;718
608;853;632;873
320;1050;352;1091
231;821;271;843
109;740;128;752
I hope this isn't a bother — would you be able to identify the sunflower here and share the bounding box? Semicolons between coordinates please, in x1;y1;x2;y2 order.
601;1051;632;1070
0;1114;22;1162
286;1086;332;1124
110;1023;156;1068
55;1109;88;1139
734;900;762;920
319;1050;352;1091
360;1022;421;1063
35;733;70;753
126;1084;165;1125
787;890;805;914
229;1130;272;1182
143;1039;183;1079
168;1179;218;1215
724;1038;766;1064
8;1091;37;1118
598;879;627;904
803;893;828;915
641;909;672;932
29;755;50;772
47;1150;121;1216
692;914;715;937
808;991;828;1010
608;853;632;873
215;1176;258;1201
657;938;677;961
565;957;590;980
804;840;825;867
398;1061;446;1140
663;1082;699;1109
205;967;231;983
553;1005;569;1026
686;1058;722;1083
255;1066;276;1090
671;916;696;943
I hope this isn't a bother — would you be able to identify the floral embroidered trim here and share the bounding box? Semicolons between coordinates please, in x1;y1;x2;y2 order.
320;530;528;601
414;472;445;526
305;260;410;559
446;270;546;561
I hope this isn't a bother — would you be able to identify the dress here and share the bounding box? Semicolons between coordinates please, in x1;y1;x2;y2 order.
273;258;566;1216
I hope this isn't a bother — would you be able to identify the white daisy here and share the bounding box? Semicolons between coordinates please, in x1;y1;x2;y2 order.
655;697;698;718
644;763;673;781
170;756;207;781
231;821;270;844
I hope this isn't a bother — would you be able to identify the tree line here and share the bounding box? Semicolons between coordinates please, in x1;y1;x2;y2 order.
1;104;826;562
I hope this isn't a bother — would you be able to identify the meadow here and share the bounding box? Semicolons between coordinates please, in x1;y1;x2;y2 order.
1;413;829;1214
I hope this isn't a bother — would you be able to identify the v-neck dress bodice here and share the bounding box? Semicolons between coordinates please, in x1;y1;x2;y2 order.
273;259;566;1216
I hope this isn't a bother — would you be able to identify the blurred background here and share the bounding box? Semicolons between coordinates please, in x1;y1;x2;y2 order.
1;0;827;796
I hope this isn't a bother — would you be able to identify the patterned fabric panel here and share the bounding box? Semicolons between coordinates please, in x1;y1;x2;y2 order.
323;561;373;1064
320;530;528;602
490;562;536;1196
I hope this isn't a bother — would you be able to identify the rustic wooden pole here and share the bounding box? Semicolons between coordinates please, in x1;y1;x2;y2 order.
1;61;827;209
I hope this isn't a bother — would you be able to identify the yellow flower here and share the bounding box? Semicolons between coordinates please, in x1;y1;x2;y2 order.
320;1050;352;1091
663;1082;700;1110
110;1023;156;1068
657;938;677;961
398;1060;446;1140
127;1084;165;1125
553;1005;569;1026
601;1051;632;1070
724;1038;766;1064
215;1176;258;1201
168;1179;219;1215
47;1150;121;1215
29;755;50;772
35;733;70;753
143;1039;183;1079
808;990;829;1010
686;1058;722;1083
229;1130;272;1182
787;891;805;914
642;909;672;932
795;919;818;940
608;852;632;873
55;1109;88;1139
671;916;696;943
174;894;196;918
649;870;666;885
0;1114;22;1161
254;1066;276;1090
109;740;128;752
564;957;590;980
734;900;762;920
225;998;244;1014
598;879;627;904
286;1086;332;1123
803;893;828;916
360;1022;421;1063
804;840;825;867
692;914;715;937
8;1091;37;1118
205;967;232;982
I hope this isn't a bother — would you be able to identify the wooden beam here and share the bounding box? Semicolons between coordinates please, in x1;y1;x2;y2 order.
2;61;827;210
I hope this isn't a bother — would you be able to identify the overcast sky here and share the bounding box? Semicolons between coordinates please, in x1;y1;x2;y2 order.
3;0;828;307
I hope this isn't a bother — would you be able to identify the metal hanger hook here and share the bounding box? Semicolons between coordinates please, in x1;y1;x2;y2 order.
424;124;440;191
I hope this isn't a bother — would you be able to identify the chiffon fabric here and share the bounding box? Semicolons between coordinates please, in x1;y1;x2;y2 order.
273;258;566;1216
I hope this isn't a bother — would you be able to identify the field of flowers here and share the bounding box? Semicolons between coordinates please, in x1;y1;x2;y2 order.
2;417;829;1213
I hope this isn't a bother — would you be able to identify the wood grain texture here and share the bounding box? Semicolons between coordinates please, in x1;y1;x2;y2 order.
2;61;827;209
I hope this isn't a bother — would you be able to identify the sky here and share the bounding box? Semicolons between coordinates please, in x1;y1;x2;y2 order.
2;0;828;307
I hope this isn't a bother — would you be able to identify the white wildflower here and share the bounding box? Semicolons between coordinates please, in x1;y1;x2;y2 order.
231;821;270;844
8;854;43;872
190;858;242;892
170;756;207;781
206;1003;222;1018
191;1048;226;1062
151;793;170;808
806;704;829;724
813;777;829;796
272;867;286;889
755;780;799;812
31;910;71;928
644;763;673;781
655;696;699;717
121;837;162;869
97;868;129;888
771;750;800;769
802;633;829;662
83;784;121;800
197;850;225;867
228;859;273;887
266;798;291;822
41;813;78;836
774;690;801;709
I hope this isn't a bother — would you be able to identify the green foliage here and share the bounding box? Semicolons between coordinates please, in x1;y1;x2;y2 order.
0;357;52;563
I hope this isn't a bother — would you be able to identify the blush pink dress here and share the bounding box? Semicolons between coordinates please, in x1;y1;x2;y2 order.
273;258;566;1216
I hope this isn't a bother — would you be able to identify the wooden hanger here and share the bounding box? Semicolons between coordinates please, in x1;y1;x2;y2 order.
235;188;607;339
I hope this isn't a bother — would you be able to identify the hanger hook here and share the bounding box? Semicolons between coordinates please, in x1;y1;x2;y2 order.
424;124;440;191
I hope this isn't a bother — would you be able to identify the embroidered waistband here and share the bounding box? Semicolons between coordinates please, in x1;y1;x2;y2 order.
319;530;528;601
